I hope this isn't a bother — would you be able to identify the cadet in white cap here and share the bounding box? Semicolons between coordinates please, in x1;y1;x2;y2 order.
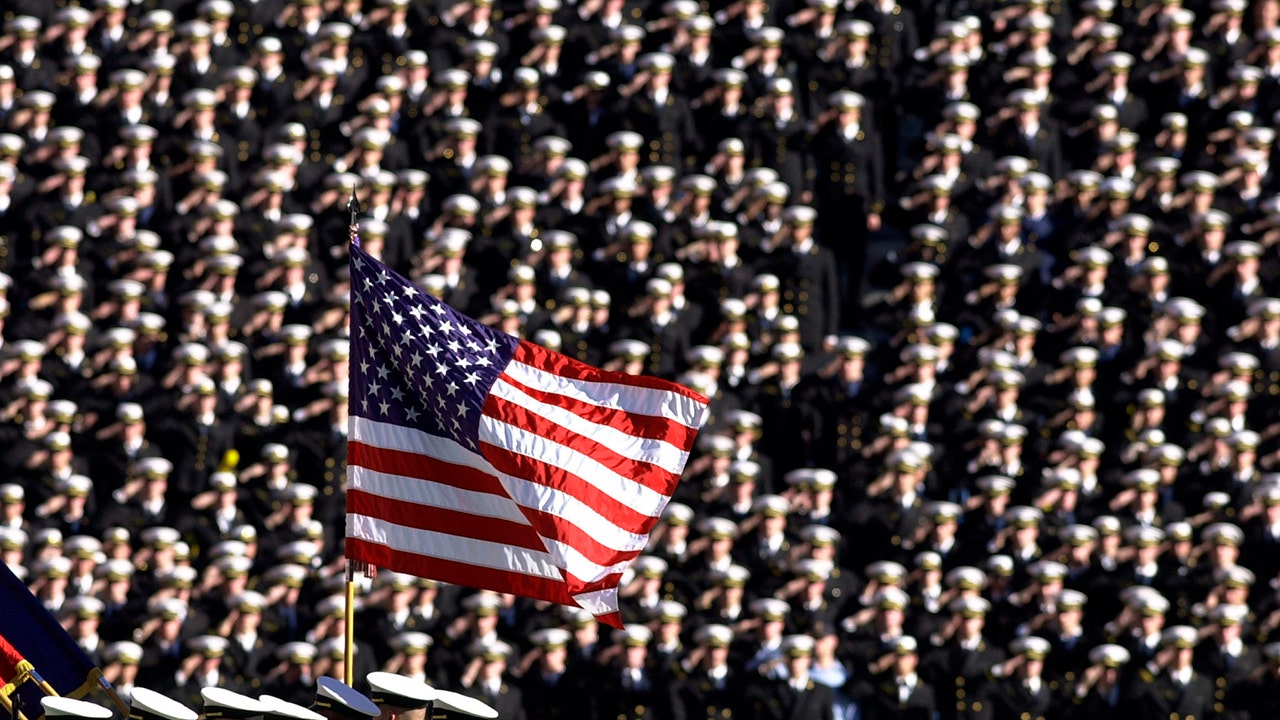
365;672;435;718
1073;643;1131;706
202;688;269;720
130;688;199;720
430;691;496;719
259;697;325;720
313;678;380;720
42;698;113;720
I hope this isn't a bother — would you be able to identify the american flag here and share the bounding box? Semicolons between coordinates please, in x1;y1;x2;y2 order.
345;243;709;627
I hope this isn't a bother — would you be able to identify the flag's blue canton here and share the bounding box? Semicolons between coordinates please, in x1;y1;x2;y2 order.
350;245;519;450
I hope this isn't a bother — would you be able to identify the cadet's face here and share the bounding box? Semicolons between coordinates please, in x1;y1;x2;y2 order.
764;515;786;534
1214;544;1239;565
987;494;1009;514
1059;609;1081;629
882;608;904;628
709;645;729;664
910;279;933;300
711;537;733;556
841;356;864;378
625;645;647;667
1137;543;1159;563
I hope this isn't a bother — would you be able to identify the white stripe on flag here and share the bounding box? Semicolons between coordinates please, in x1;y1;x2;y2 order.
490;377;691;474
542;538;635;583
490;466;651;553
351;416;645;581
573;587;620;615
353;417;649;554
346;514;564;580
503;359;708;427
348;466;529;524
352;416;497;473
478;415;669;516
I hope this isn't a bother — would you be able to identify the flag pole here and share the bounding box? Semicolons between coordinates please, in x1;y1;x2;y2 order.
343;186;360;687
26;669;56;699
86;669;130;715
343;562;356;686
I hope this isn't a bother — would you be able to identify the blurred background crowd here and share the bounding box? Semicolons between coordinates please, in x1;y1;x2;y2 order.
5;0;1280;718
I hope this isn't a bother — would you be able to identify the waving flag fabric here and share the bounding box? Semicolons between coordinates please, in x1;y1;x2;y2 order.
345;243;709;627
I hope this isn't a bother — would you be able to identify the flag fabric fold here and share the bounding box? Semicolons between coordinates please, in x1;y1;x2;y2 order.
345;243;709;627
0;563;101;708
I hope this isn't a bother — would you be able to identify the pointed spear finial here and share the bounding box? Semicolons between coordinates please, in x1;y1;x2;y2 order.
347;186;361;227
347;186;362;247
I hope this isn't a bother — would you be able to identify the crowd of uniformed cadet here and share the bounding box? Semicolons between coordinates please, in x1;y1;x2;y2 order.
10;0;1280;719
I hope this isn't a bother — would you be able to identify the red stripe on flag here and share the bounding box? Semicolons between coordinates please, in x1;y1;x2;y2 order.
512;341;709;405
352;435;650;569
479;439;661;532
346;538;627;628
346;490;547;552
497;372;700;451
595;611;623;627
349;441;509;496
566;570;628;597
345;537;589;609
519;506;645;569
484;393;679;496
